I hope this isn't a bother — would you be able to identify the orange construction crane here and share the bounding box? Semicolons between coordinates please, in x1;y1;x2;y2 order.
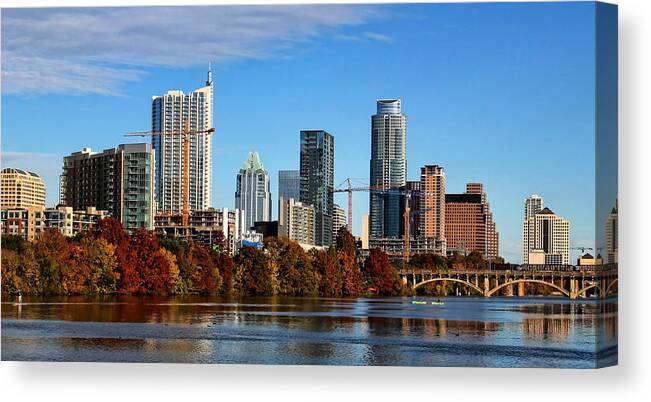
125;121;215;227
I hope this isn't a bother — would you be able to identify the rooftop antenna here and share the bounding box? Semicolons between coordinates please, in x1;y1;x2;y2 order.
207;62;213;86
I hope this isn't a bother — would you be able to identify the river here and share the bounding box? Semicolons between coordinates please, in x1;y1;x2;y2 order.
1;295;617;368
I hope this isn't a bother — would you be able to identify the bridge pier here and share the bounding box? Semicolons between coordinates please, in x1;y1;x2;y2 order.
518;282;525;297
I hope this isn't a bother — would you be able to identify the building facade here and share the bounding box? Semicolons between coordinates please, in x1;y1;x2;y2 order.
525;194;544;219
604;199;618;264
1;206;45;241
278;170;300;209
369;99;406;239
154;208;255;254
402;180;421;238
360;213;369;249
278;196;316;246
522;207;571;265
235;152;271;231
299;130;334;246
1;168;46;209
332;203;347;239
44;206;108;237
59;144;155;230
152;69;213;214
445;183;499;260
419;165;446;242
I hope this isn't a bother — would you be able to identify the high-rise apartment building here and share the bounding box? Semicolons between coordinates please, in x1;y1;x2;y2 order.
419;165;446;242
604;199;618;264
60;144;155;230
235;152;271;231
369;99;406;239
300;130;334;246
522;206;570;265
152;69;213;213
525;194;544;219
361;213;369;249
1;168;46;209
332;203;347;239
445;183;499;260
278;170;300;205
279;196;316;246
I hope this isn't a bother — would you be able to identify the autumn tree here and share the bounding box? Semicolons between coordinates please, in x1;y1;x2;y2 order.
364;248;404;296
312;248;340;297
234;245;275;296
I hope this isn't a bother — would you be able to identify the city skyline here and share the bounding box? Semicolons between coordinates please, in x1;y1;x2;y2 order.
1;3;605;262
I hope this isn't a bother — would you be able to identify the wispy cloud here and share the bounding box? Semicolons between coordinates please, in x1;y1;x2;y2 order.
363;31;394;43
1;5;384;96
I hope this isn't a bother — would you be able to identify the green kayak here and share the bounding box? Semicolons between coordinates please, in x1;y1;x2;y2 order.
411;300;428;305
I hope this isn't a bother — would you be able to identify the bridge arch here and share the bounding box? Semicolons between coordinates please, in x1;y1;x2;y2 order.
605;278;618;296
486;279;570;298
573;284;604;299
412;277;484;295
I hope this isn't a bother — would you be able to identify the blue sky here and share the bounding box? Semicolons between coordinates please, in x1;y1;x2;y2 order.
1;2;606;262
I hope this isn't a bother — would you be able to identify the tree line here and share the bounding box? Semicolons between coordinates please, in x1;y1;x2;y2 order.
1;218;500;297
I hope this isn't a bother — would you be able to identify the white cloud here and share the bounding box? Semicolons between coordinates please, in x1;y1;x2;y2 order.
1;5;384;95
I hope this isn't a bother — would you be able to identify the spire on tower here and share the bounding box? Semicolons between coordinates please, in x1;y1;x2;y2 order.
206;62;213;86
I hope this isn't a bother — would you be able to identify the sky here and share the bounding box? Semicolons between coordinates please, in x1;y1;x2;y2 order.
1;2;609;263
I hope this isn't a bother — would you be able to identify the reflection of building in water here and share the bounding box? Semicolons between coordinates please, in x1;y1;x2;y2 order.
523;318;570;339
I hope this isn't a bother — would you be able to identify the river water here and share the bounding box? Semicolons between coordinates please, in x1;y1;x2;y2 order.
1;295;617;368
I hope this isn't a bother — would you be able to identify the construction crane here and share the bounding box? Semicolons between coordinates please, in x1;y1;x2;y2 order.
331;179;421;266
125;121;216;227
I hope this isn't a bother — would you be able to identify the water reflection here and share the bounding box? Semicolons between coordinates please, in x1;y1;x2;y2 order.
1;295;617;368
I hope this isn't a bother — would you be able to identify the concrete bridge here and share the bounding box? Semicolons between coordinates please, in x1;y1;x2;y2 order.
399;266;618;299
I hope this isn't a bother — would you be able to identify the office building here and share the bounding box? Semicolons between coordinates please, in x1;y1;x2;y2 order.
152;69;213;213
401;180;421;238
59;144;155;230
604;199;618;264
300;130;334;246
525;194;544;220
1;167;46;209
279;196;316;246
235;152;271;231
361;213;369;249
522;206;571;265
369;99;406;239
333;203;347;239
445;183;499;260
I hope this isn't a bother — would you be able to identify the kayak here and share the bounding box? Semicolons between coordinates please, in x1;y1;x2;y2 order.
431;301;445;306
411;300;428;305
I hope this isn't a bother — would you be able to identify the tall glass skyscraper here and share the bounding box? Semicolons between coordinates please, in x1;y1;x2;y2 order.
300;130;334;246
369;99;407;239
278;170;300;201
235;152;271;231
151;68;213;213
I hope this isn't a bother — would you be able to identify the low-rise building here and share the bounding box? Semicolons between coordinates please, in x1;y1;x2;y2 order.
44;206;108;237
154;208;253;254
1;206;45;241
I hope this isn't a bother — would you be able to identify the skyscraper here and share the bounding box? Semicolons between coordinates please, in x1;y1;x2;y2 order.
1;167;46;209
419;165;446;242
60;144;155;230
604;199;618;264
152;69;213;214
369;99;406;239
524;194;544;219
235;152;271;231
445;183;499;260
278;169;300;214
523;206;570;265
300;130;334;246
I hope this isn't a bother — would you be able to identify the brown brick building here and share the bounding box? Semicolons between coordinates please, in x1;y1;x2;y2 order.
445;183;499;260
